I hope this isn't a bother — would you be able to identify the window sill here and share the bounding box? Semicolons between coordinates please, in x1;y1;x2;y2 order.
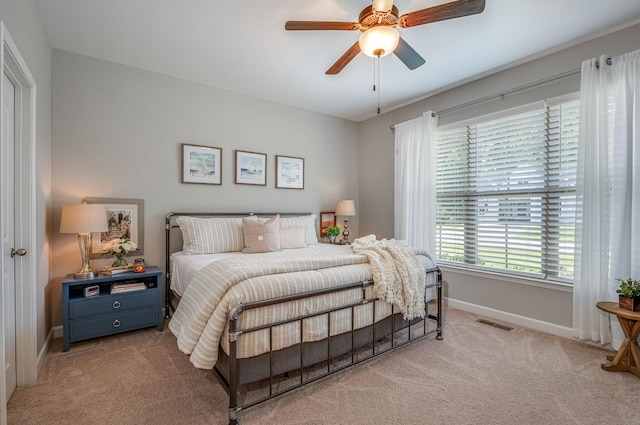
437;261;573;293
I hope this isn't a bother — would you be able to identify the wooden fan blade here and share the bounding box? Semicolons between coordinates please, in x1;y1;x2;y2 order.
285;21;359;31
326;41;361;75
394;37;426;70
399;0;485;28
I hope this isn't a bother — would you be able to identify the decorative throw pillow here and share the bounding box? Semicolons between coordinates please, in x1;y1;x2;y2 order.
279;214;318;245
176;216;246;254
242;215;281;253
280;226;307;249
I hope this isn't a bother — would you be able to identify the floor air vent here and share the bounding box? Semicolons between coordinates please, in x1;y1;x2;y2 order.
476;318;513;331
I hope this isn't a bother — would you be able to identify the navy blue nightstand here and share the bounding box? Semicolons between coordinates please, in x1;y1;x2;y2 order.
61;266;163;351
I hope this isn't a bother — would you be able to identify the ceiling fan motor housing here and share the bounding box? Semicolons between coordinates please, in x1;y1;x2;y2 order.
358;5;399;31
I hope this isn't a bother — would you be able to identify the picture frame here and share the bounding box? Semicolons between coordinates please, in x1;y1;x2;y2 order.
276;155;304;189
235;150;267;186
181;143;222;185
320;211;336;237
84;197;144;259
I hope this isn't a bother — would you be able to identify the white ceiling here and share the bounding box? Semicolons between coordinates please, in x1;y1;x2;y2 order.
35;0;640;122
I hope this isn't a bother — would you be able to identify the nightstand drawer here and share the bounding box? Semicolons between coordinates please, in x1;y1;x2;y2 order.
69;308;157;341
69;290;156;319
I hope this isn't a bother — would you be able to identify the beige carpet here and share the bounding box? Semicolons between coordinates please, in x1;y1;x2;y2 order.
7;307;640;425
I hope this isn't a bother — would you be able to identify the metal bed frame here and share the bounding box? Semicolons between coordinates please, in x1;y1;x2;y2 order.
165;212;443;425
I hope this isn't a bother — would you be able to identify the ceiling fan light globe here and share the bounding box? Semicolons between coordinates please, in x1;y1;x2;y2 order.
358;26;399;58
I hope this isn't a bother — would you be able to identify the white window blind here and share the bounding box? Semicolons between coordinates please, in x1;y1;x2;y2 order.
435;97;579;281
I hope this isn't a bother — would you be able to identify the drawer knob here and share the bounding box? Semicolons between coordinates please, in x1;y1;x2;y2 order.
113;301;121;309
113;319;121;328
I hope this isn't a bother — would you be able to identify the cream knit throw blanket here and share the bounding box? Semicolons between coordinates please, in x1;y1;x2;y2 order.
351;235;426;320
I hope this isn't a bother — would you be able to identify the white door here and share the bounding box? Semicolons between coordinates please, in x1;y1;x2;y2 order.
2;71;16;404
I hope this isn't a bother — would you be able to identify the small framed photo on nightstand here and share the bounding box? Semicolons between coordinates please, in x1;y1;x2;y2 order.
320;211;336;237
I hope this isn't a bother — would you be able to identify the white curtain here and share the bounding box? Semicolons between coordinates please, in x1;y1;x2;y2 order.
394;111;438;251
573;49;640;348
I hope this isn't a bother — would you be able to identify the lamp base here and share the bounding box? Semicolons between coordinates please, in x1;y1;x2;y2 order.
75;232;96;279
74;270;96;279
342;219;351;245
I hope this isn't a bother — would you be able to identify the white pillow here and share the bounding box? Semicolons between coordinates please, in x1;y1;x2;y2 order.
280;226;307;249
279;214;318;245
242;215;281;253
176;216;247;254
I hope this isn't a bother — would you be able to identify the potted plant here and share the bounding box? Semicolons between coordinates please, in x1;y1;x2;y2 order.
325;226;341;244
615;277;640;312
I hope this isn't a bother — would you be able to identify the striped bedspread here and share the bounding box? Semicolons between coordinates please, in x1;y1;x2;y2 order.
168;244;435;369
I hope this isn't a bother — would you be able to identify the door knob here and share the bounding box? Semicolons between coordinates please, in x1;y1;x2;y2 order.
11;248;27;257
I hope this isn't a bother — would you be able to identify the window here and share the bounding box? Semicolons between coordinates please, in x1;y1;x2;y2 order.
435;96;579;282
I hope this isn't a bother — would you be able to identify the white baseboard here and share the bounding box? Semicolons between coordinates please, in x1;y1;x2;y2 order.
445;297;573;339
37;327;57;374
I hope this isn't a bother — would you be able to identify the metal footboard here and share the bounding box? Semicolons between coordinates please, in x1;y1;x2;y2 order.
219;267;443;425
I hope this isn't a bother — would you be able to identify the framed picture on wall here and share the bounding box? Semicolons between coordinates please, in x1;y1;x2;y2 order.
84;197;144;259
276;155;304;189
320;211;336;237
235;150;267;185
181;143;222;185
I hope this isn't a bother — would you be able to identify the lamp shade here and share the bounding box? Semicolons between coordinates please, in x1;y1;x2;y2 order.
358;26;399;58
60;204;108;234
335;200;357;217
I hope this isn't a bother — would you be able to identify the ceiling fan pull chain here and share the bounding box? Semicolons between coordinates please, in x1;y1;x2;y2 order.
372;56;377;92
377;54;381;114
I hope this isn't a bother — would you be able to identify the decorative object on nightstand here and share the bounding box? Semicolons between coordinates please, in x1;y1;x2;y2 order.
325;226;341;244
615;277;640;312
335;199;356;245
134;258;146;273
60;203;108;279
102;237;138;268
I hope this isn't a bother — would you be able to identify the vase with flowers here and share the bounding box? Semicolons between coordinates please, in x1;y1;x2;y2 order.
103;238;138;268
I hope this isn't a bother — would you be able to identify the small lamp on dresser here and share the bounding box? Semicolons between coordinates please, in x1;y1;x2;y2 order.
60;203;108;279
335;199;356;245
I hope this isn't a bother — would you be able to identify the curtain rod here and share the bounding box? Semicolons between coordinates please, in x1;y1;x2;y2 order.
389;58;612;131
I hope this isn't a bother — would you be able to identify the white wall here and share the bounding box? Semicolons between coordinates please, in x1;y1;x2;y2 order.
358;23;640;332
0;0;53;355
50;49;359;326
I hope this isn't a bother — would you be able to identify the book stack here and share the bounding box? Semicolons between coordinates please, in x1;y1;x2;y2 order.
111;281;146;294
103;265;135;275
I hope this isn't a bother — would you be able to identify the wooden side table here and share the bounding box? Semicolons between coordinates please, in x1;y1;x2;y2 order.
596;301;640;378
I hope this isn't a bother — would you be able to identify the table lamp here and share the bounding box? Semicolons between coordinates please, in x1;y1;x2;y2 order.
335;199;356;245
60;203;108;279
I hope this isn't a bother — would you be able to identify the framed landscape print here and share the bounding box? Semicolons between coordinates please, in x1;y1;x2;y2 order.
320;211;336;237
276;155;304;189
84;197;144;258
181;143;222;185
235;150;267;185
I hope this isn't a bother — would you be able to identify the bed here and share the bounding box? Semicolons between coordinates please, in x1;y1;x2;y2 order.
165;212;442;425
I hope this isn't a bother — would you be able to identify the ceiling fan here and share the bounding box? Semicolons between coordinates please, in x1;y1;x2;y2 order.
285;0;486;75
